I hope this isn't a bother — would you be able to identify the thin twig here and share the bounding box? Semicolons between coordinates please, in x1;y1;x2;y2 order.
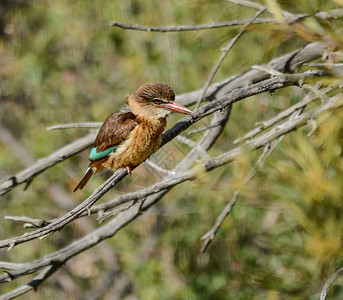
47;122;102;130
175;135;211;160
4;216;51;228
97;202;134;223
187;120;226;135
201;104;308;253
234;85;333;144
0;132;97;196
226;0;266;11
0;169;128;250
226;1;343;22
200;140;278;252
320;267;343;300
226;0;295;22
110;7;343;33
109;18;271;32
196;8;266;109
145;159;175;176
205;93;343;171
0;265;60;300
306;63;343;67
176;41;326;108
201;191;238;252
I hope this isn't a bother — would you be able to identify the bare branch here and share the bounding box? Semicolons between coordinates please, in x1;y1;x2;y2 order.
145;159;175;176
1;92;341;286
0;132;97;196
0;265;59;300
0;169;129;250
205;93;343;171
176;42;326;108
226;0;266;11
0;70;326;250
47;123;102;130
1;2;340;296
175;135;211;160
110;8;343;33
166;71;325;144
4;216;50;228
226;1;343;21
109;18;271;32
0;42;326;197
196;8;266;108
320;267;343;300
0;39;332;298
306;63;343;68
187;121;226;135
201;106;306;252
234;85;334;144
201;140;279;252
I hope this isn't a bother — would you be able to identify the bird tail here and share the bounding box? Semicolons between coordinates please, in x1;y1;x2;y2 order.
73;167;94;192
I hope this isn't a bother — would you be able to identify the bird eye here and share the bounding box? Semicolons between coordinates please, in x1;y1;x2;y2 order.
153;99;164;105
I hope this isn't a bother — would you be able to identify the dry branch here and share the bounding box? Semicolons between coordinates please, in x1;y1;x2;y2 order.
0;132;97;196
0;91;341;288
47;123;103;130
201;106;306;252
0;71;325;250
109;9;343;33
320;267;343;300
234;84;333;144
0;42;325;197
226;0;343;21
197;8;266;108
109;18;271;32
0;36;336;298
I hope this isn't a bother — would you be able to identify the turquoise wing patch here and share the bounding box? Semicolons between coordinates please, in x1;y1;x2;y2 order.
89;146;118;160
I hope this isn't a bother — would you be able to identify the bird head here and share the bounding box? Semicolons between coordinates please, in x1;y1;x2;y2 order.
127;82;192;120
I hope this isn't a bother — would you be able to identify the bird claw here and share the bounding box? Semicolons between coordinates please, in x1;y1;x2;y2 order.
126;165;132;175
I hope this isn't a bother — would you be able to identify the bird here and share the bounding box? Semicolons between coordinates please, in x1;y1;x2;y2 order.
73;82;192;192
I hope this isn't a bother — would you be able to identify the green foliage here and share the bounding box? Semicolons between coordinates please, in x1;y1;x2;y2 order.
0;0;343;299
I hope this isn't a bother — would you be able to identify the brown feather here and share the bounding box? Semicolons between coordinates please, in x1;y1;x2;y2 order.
132;82;175;103
95;112;137;152
103;116;166;171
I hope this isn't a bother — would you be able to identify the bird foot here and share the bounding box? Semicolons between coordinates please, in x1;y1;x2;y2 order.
126;165;132;175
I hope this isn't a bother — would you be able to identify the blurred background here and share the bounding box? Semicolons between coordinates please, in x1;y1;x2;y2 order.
0;0;343;299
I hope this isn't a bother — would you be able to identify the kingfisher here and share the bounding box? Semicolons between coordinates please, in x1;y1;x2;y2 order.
74;82;192;192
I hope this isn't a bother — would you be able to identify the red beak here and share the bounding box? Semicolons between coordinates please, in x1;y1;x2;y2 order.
161;102;193;115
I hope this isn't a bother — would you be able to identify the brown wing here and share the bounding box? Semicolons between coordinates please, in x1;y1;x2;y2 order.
95;112;137;152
